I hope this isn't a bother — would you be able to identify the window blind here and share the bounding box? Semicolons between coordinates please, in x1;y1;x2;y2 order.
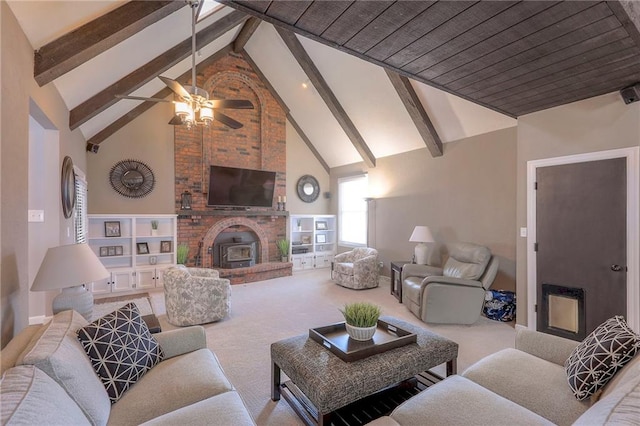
74;167;88;243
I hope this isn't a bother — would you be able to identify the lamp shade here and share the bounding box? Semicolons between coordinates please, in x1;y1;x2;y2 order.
31;243;109;292
409;226;434;243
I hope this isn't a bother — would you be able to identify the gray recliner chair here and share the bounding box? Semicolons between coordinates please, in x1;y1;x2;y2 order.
402;242;499;325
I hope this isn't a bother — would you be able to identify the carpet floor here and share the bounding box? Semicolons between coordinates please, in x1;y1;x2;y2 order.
147;269;516;426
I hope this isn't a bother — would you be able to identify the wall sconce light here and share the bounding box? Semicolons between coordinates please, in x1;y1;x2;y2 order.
180;191;192;210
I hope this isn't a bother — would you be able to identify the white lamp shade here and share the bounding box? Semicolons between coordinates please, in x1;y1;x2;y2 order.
199;107;213;123
31;243;109;292
409;226;434;243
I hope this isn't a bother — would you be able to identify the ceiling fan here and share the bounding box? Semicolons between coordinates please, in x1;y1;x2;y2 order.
116;0;253;129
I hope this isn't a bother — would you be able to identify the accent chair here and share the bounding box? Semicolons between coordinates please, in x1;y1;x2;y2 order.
163;265;231;326
331;247;380;290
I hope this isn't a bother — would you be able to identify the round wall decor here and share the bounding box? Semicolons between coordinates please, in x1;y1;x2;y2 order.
296;175;320;203
109;159;155;198
61;156;76;219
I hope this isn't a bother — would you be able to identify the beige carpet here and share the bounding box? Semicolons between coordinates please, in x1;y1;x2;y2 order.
147;269;516;426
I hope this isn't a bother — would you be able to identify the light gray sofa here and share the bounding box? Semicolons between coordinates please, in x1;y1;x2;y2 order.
0;310;254;425
369;329;640;425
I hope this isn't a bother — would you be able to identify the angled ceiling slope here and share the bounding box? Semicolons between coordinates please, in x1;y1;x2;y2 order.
218;0;640;118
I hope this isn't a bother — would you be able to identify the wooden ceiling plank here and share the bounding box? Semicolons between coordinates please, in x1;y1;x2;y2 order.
296;1;353;35
88;44;234;147
385;70;442;158
34;1;185;87
494;49;640;110
477;39;637;104
238;1;273;14
388;1;517;70
458;22;626;97
69;10;248;130
265;1;313;25
607;0;640;48
215;0;515;117
287;113;331;173
514;63;640;115
276;27;376;167
419;1;579;80
367;1;474;62
444;8;619;91
233;17;262;52
343;2;435;54
320;1;393;46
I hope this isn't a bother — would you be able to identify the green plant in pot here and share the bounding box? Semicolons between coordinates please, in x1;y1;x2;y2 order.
176;244;189;265
340;302;381;341
150;220;159;236
276;239;290;262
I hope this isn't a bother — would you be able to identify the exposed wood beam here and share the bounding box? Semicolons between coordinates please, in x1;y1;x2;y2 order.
87;45;234;149
275;27;376;168
608;1;640;49
35;1;185;87
287;113;330;174
70;10;248;131
233;17;261;53
385;70;443;157
241;50;330;172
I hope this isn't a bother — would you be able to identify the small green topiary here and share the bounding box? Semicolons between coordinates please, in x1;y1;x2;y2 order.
276;239;290;258
340;302;381;328
176;244;189;264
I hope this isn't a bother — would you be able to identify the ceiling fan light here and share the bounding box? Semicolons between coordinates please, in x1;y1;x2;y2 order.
200;107;214;125
175;102;192;117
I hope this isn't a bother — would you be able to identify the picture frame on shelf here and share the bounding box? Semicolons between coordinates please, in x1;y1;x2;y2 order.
316;221;328;230
160;240;172;253
108;246;116;256
301;235;311;244
316;234;326;243
104;221;121;237
137;242;149;255
99;247;109;257
115;246;123;256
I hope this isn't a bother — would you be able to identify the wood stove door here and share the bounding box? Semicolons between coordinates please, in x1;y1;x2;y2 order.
536;158;627;339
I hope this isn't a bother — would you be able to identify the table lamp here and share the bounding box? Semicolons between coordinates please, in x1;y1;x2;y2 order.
409;226;435;265
31;243;110;320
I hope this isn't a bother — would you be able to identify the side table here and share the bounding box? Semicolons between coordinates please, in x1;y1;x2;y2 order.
390;260;412;302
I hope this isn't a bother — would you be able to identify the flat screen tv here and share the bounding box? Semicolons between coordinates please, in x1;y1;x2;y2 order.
207;165;276;208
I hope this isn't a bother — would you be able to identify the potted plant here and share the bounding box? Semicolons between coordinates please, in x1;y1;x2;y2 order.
151;220;159;236
176;244;189;265
296;219;302;232
340;302;381;341
276;239;290;262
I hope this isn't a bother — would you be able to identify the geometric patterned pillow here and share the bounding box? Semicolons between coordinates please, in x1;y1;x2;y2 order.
76;303;164;403
564;316;640;400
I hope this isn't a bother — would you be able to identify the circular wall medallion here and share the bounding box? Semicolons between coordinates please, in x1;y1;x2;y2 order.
296;175;320;203
61;156;76;219
109;159;155;198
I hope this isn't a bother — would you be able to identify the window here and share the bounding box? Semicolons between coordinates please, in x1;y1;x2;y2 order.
338;174;368;246
74;167;88;243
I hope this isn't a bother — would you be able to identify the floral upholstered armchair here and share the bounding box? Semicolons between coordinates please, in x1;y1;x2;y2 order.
331;247;380;290
163;265;230;326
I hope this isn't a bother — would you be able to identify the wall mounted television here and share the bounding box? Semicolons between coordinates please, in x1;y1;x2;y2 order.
207;165;276;208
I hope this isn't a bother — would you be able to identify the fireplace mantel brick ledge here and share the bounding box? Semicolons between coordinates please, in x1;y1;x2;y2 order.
218;262;293;284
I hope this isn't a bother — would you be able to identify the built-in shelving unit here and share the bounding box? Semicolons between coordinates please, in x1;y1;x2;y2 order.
289;214;336;271
87;214;177;296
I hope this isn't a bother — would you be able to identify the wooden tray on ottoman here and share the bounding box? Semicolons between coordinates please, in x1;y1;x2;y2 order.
309;319;417;362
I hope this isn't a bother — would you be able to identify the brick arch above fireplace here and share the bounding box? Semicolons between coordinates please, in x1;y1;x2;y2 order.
201;217;269;268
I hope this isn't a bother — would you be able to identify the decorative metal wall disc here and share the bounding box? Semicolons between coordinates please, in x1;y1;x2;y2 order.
109;159;155;198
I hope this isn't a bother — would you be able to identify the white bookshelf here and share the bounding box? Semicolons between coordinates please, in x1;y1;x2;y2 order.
289;214;336;271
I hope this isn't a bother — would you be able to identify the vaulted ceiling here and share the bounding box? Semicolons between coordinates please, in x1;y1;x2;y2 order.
8;1;640;169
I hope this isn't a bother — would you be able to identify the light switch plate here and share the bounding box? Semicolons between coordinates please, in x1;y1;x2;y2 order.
520;227;527;238
28;210;45;222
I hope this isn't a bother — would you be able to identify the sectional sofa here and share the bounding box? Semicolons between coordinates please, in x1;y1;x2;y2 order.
370;328;639;425
0;310;255;425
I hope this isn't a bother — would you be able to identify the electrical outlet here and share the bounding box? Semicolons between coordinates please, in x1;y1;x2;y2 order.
378;261;384;269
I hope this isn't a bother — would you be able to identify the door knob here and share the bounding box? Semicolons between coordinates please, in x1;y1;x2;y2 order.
611;264;623;272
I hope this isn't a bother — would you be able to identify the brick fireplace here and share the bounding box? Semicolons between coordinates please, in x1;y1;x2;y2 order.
174;51;291;283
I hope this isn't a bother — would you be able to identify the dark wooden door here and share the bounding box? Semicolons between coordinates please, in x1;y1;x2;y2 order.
536;158;627;338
